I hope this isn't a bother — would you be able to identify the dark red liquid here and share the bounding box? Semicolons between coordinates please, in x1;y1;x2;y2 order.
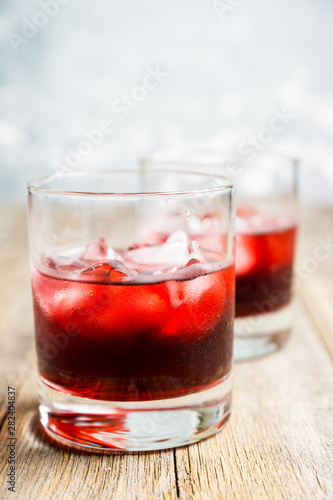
235;211;297;317
32;263;234;401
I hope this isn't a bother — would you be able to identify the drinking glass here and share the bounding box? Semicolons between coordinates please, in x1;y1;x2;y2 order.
27;169;235;451
142;152;298;361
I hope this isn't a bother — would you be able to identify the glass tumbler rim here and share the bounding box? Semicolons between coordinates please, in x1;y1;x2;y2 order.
27;168;234;198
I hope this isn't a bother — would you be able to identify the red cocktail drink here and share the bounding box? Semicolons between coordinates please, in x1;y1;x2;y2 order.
235;209;297;318
32;252;234;402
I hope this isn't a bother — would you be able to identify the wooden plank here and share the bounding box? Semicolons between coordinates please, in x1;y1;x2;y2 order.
1;207;333;499
298;208;333;359
175;302;333;499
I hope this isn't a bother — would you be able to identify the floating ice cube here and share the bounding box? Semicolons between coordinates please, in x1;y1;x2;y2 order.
185;258;201;267
82;237;113;261
188;240;199;255
124;231;202;271
81;260;132;281
166;230;188;245
236;208;263;233
235;237;257;276
236;208;292;234
186;214;220;234
235;215;251;233
41;255;58;270
186;214;203;233
125;243;186;267
41;254;84;275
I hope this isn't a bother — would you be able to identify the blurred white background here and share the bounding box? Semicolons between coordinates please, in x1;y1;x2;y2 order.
0;0;333;204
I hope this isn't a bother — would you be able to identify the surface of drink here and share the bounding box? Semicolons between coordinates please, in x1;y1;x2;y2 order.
32;235;234;402
235;208;297;318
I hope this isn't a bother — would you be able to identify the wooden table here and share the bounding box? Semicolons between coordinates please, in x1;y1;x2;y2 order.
1;207;332;500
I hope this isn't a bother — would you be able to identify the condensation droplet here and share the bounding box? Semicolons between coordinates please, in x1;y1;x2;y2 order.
51;234;57;242
186;210;192;219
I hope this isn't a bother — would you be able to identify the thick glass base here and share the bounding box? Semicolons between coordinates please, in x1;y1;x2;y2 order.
234;303;292;361
39;375;232;452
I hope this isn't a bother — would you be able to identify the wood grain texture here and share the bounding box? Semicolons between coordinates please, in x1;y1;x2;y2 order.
298;208;333;360
175;303;333;499
0;206;333;500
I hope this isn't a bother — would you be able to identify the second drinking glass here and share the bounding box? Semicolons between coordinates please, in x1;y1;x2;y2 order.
142;152;298;361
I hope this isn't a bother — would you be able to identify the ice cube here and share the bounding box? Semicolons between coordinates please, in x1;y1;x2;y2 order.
186;214;203;233
166;230;188;245
125;231;194;270
41;255;57;270
236;216;250;233
186;214;220;234
82;237;112;261
235;236;258;276
162;271;225;340
188;240;199;255
41;254;85;275
236;209;261;233
236;208;272;233
166;231;203;262
124;230;205;273
81;260;132;281
185;258;201;267
153;265;179;275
